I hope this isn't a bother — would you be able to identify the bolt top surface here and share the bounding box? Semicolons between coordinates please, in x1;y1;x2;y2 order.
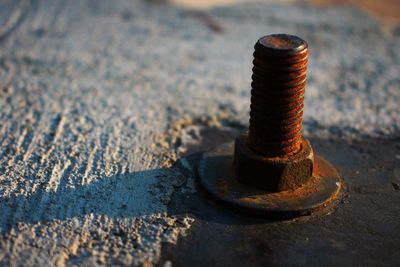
257;34;307;55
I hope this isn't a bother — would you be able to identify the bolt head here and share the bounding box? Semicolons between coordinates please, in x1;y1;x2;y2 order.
234;134;314;191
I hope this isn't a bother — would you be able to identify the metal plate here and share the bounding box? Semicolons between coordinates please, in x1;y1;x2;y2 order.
198;141;342;217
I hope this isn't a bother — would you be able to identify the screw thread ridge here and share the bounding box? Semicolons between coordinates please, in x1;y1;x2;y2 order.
248;34;308;157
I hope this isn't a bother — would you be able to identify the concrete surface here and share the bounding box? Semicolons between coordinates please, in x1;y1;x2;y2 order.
161;130;400;266
0;0;399;266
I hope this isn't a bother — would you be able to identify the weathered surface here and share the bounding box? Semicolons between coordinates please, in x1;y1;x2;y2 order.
0;0;399;266
162;131;400;267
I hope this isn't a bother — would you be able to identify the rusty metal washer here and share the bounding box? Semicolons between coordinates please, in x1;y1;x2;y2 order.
198;141;342;217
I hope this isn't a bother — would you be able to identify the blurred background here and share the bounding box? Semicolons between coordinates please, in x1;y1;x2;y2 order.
171;0;400;25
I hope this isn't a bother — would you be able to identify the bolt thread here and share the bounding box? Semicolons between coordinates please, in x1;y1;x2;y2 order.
248;34;308;157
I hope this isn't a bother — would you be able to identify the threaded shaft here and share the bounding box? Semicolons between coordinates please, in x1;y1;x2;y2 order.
248;34;308;158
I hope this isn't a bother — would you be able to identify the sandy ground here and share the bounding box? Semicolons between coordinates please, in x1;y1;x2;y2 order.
0;0;399;266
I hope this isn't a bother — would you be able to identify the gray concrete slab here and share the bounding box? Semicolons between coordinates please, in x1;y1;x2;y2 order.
0;0;399;266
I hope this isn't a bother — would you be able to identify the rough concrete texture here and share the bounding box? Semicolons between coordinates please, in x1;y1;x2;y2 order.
0;0;399;266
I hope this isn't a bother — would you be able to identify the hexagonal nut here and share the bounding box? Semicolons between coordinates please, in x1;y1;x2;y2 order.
234;134;314;191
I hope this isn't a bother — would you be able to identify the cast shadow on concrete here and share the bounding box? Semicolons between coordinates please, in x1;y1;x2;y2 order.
1;123;399;235
0;124;272;234
0;168;177;233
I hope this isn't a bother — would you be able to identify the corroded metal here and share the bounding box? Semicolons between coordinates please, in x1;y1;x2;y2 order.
249;34;308;157
198;34;342;217
199;141;342;217
235;134;313;191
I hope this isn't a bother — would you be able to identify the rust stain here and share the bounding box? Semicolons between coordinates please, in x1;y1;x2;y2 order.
248;34;308;158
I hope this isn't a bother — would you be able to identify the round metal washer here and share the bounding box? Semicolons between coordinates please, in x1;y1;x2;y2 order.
198;141;342;218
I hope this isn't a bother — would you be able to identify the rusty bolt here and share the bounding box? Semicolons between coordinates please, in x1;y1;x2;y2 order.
234;34;313;191
248;34;308;157
198;33;342;217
